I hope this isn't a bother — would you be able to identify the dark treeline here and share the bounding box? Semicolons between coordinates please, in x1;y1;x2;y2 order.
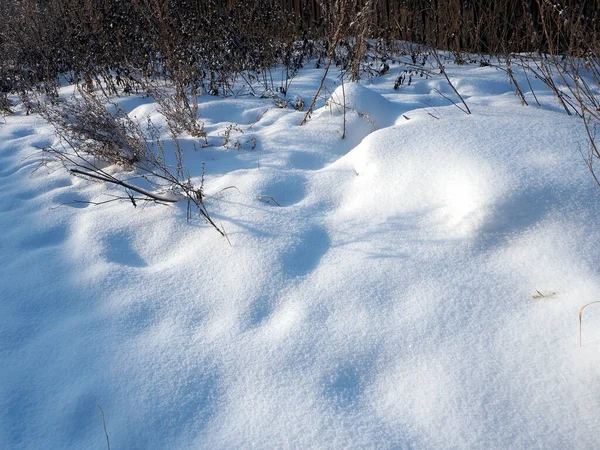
278;0;599;54
0;0;598;93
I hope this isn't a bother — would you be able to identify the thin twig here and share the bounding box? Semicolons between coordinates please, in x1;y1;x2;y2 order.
258;195;281;206
69;168;178;203
301;1;347;126
519;58;541;107
430;50;471;115
341;75;346;139
506;57;528;106
97;405;110;450
431;87;469;115
579;301;600;347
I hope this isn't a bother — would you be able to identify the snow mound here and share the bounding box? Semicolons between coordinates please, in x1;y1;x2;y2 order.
336;108;590;240
327;82;399;129
346;129;495;237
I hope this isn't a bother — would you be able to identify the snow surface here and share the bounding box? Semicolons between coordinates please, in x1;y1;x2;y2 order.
2;59;600;449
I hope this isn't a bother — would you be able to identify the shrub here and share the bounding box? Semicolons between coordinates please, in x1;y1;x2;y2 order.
40;88;226;236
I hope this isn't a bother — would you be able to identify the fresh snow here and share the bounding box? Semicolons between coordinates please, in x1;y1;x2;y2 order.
2;59;600;449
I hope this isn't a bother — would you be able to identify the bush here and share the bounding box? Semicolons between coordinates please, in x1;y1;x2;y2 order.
40;88;226;236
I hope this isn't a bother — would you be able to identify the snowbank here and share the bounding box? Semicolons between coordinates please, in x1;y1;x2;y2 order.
2;60;600;449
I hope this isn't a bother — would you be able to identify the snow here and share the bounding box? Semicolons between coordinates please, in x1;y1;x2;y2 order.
2;57;600;449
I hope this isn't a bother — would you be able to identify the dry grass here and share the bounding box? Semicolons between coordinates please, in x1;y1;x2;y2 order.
579;301;600;347
40;89;227;237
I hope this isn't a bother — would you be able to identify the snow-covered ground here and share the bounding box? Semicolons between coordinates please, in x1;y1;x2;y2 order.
2;58;600;449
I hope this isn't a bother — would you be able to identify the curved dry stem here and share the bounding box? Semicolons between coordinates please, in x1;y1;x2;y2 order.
579;301;600;347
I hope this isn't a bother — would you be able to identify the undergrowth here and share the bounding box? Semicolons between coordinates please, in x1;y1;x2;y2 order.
39;87;227;237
